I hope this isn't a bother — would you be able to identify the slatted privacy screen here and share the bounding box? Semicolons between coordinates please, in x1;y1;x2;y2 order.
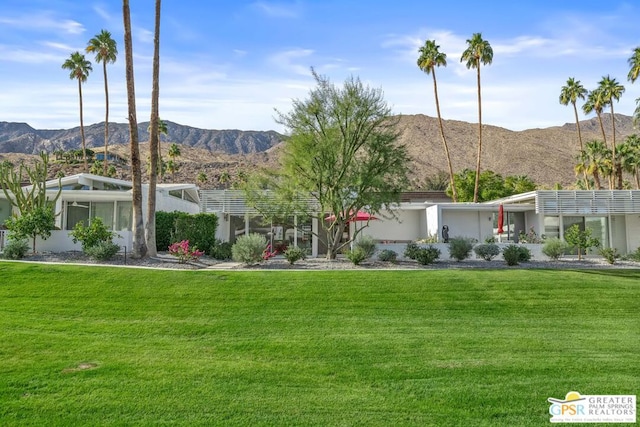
535;190;640;215
199;190;318;215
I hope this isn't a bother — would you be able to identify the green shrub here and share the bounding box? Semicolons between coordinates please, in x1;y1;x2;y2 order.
415;245;440;265
624;247;640;262
474;243;501;261
2;237;30;260
84;241;120;261
232;233;267;264
502;244;530;266
599;247;619;264
542;238;568;261
564;224;600;260
448;236;474;261
377;249;397;263
404;242;421;260
345;247;367;265
69;217;117;251
284;246;307;265
353;236;376;259
210;239;233;261
518;246;532;262
155;211;186;251
173;213;218;253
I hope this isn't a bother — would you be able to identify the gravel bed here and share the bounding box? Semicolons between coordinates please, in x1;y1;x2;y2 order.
13;251;640;270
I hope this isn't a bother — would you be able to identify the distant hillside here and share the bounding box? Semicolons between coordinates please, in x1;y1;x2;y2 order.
0;114;637;189
0;121;284;155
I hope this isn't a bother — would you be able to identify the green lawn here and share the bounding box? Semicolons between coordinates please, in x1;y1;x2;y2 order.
0;262;638;426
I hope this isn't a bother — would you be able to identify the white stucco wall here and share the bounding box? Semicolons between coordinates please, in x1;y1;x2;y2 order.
426;205;439;239
442;210;493;242
360;209;424;242
625;214;640;253
30;230;134;253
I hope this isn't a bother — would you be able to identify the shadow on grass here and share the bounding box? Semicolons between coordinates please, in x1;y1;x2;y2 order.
567;269;640;280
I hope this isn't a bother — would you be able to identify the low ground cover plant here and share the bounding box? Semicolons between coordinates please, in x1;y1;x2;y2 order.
473;243;501;261
415;245;440;265
377;249;398;263
542;238;568;261
284;246;307;265
69;217;120;261
168;240;204;263
1;237;30;259
599;247;620;264
448;236;475;261
232;233;266;264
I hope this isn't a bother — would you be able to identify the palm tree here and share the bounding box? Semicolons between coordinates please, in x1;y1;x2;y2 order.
168;142;181;180
86;30;117;176
618;134;640;188
628;47;640;128
123;0;147;258
597;75;625;189
417;39;457;202
559;78;588;152
148;117;168;176
583;89;608;148
560;78;588;186
196;171;208;184
460;33;493;203
579;140;610;190
145;0;162;258
61;51;92;172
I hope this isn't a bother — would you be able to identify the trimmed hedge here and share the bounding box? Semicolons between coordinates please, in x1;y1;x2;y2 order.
156;211;218;253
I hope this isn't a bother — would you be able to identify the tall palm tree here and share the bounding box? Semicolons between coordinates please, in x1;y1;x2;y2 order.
628;47;640;128
417;39;457;202
597;75;625;189
86;30;117;176
583;89;609;186
560;77;588;186
123;0;147;258
460;33;493;203
145;0;162;258
559;78;588;152
61;51;92;172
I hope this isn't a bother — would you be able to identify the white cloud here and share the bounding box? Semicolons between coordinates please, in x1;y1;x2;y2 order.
0;12;85;35
250;1;302;18
268;48;314;75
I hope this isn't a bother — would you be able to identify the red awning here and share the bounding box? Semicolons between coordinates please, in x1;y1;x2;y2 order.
325;211;378;222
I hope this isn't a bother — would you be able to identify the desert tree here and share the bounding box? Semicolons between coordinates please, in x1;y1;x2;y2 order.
122;0;147;258
61;51;92;172
86;29;117;175
246;70;410;259
460;33;493;202
417;39;457;202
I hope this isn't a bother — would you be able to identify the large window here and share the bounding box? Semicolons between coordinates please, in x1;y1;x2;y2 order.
66;201;132;231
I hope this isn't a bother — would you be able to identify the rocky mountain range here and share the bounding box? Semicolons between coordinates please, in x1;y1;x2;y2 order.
0;114;637;189
0;120;283;155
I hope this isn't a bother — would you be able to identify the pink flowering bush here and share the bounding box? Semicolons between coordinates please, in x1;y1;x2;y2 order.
168;240;204;263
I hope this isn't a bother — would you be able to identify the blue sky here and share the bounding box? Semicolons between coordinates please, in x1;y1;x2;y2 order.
1;1;640;132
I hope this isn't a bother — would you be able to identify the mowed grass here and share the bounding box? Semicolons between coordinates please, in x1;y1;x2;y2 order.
0;263;638;426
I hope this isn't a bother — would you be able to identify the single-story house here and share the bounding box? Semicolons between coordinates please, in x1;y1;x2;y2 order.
200;189;640;258
0;173;200;252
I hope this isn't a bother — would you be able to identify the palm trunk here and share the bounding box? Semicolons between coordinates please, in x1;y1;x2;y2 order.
145;0;161;258
473;65;482;203
78;80;88;172
432;71;457;202
573;102;588;186
593;170;602;190
103;62;110;175
610;107;622;189
123;0;147;258
635;167;640;189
